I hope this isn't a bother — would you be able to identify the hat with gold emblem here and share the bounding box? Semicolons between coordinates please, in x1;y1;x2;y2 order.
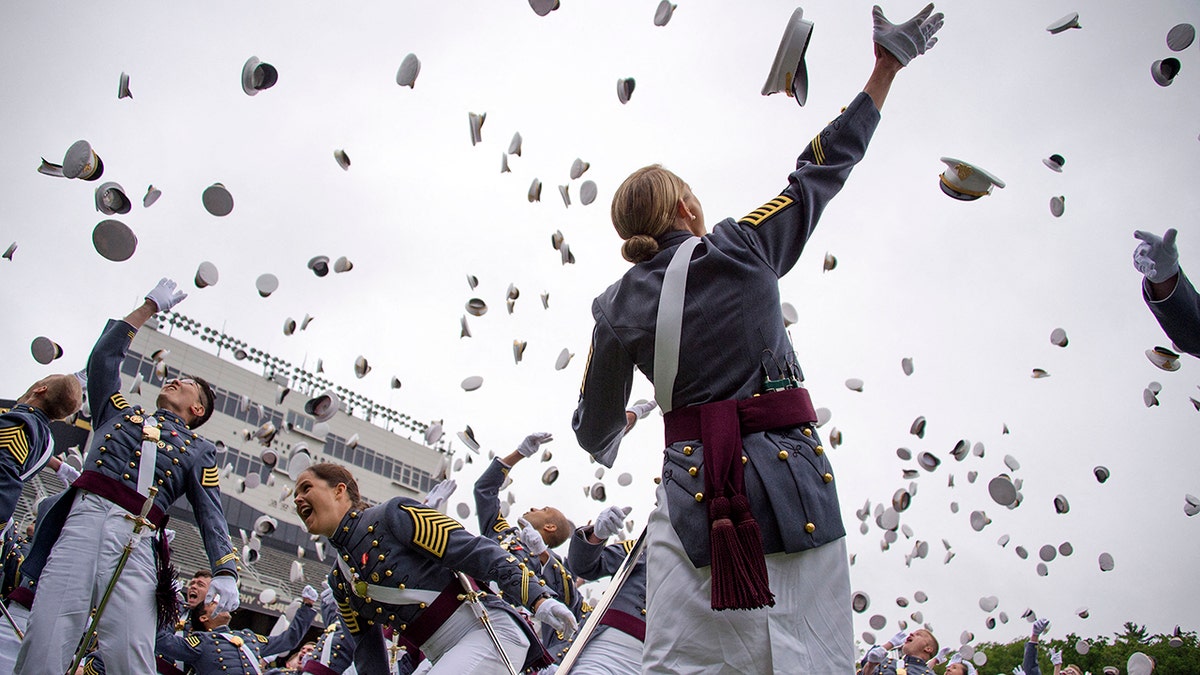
938;158;1005;201
762;7;814;106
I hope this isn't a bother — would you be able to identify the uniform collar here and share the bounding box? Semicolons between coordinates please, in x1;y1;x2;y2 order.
656;229;698;250
10;403;49;424
328;509;362;548
153;408;190;429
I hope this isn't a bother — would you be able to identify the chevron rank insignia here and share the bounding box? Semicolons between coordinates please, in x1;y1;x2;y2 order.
493;517;511;534
110;393;130;410
0;425;29;465
201;466;220;487
738;195;794;228
622;539;637;555
186;635;201;648
401;504;462;558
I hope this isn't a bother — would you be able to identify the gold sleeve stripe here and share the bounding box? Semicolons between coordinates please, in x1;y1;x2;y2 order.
558;566;572;606
622;540;636;554
401;505;463;559
738;195;794;228
810;133;826;165
186;635;201;648
493;517;511;534
521;566;531;605
0;426;30;465
201;466;220;487
215;552;238;567
83;662;101;675
110;393;130;410
579;341;595;397
127;330;136;340
338;600;361;634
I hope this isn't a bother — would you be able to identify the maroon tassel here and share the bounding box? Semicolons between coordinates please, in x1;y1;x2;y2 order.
155;531;181;630
709;496;758;610
731;494;774;608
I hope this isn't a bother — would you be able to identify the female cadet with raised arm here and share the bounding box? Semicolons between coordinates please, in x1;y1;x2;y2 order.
571;5;944;673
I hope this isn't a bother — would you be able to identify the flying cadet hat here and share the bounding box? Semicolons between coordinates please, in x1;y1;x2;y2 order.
305;255;330;277
354;356;370;378
901;357;914;376
1042;154;1065;172
396;53;421;88
508;132;523;156
529;0;559;16
94;182;131;215
500;153;511;173
1046;12;1080;34
761;7;813;106
910;415;926;438
469;112;486;145
466;298;487;316
290;559;305;583
969;510;991;532
540;291;549;309
580;180;598;205
1167;23;1195;51
1185;494;1200;517
457;425;480;452
938;158;1005;200
31;336;63;364
1050;196;1065;217
460;316;471;338
1151;58;1181;87
334;149;351;170
1098;551;1115;571
390;376;401;389
528;178;542;202
62;140;104;181
93;220;137;261
305;390;341;422
513;340;527;364
823;252;837;272
845;378;863;392
195;261;219;288
1054;494;1070;514
254;515;278;536
569;158;591;180
143;185;161;207
202;183;234;216
260;447;278;467
118;72;132;99
781;302;799;326
555;347;574;370
256;273;279;297
617;77;636;104
334;256;353;273
242;56;279;96
1050;327;1068;347
654;0;676;26
287;444;313;481
2;242;15;260
558;184;570;207
461;375;483;391
1031;368;1050;378
1146;345;1181;371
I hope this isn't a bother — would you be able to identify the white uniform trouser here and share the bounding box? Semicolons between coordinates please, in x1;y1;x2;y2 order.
0;602;31;675
15;491;157;675
420;602;530;675
643;484;853;675
570;625;643;675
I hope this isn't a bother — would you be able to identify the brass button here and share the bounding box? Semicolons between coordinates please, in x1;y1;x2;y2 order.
688;467;698;477
823;473;833;484
129;461;137;468
742;455;748;465
682;446;693;456
694;492;704;503
95;460;103;466
653;476;661;484
777;450;788;460
122;473;131;480
814;445;824;455
803;428;813;437
805;522;815;533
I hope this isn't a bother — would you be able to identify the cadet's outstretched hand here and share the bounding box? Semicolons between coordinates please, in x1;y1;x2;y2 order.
1133;228;1180;283
872;3;943;66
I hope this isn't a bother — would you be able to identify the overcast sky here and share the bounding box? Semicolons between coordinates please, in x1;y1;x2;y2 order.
2;0;1198;657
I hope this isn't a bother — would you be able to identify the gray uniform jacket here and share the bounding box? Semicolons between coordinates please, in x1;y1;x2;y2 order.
22;318;238;583
572;91;881;568
565;527;646;655
1144;271;1200;357
326;497;552;674
0;402;54;525
863;651;933;675
473;457;582;658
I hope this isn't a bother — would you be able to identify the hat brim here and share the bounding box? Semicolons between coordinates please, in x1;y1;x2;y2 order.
63;141;103;181
939;178;981;201
1042;158;1064;172
1145;348;1181;371
761;9;814;105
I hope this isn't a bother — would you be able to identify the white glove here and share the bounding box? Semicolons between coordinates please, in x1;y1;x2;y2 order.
872;3;944;66
626;400;658;419
206;575;240;614
56;462;81;485
517;432;553;457
1134;228;1180;283
1049;648;1063;666
1032;617;1050;637
866;645;888;663
320;580;335;608
887;630;908;649
517;518;548;556
935;646;952;662
145;278;187;312
949;654;963;664
302;584;320;604
593;506;631;540
534;597;578;635
1013;667;1025;675
423;479;457;511
164;528;177;546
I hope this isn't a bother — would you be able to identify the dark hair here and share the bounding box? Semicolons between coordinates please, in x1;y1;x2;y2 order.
304;463;369;509
544;512;576;549
191;569;212;580
191;376;216;429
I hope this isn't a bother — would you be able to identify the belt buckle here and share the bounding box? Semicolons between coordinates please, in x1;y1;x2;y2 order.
354;580;369;598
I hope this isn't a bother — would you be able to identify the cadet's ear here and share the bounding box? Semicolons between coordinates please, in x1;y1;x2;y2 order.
542;522;558;534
